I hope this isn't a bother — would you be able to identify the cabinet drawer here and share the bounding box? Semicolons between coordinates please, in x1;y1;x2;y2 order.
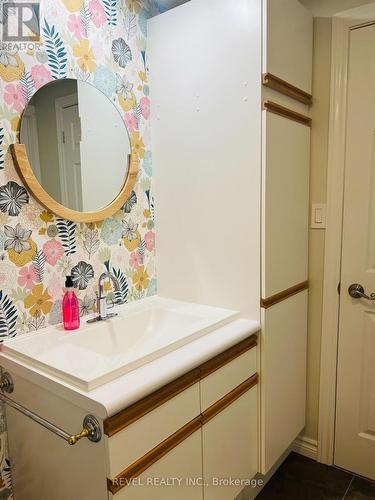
200;347;257;411
106;383;200;478
202;385;258;500
109;429;203;500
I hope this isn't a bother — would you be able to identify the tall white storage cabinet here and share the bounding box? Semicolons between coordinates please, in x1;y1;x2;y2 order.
149;0;312;483
260;0;312;474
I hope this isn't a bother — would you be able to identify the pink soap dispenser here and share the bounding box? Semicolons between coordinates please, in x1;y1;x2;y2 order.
62;276;80;331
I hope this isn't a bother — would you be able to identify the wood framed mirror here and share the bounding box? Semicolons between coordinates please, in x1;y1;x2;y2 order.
11;78;139;223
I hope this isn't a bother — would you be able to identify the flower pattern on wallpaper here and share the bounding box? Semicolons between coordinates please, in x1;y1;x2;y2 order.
0;1;159;497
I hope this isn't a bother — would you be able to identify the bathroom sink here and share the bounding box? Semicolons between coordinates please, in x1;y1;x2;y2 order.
1;296;239;390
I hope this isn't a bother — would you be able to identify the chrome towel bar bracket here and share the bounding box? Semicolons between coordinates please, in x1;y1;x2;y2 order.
0;371;102;445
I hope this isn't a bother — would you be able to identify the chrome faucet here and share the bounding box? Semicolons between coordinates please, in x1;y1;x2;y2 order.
87;272;121;323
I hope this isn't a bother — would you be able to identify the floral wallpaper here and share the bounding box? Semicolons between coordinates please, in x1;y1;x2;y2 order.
0;1;158;497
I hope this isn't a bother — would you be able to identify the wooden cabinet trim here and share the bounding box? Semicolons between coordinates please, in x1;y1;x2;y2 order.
104;334;258;437
107;416;202;495
262;73;312;105
107;375;259;494
201;374;258;425
263;100;312;127
261;281;309;309
199;336;257;379
104;368;200;437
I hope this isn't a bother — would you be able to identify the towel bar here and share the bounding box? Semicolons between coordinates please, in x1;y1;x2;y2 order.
0;372;101;445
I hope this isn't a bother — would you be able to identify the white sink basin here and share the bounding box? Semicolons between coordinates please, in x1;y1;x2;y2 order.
2;296;239;390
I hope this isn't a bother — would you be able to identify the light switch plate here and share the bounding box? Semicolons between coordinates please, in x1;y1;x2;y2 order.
311;203;326;229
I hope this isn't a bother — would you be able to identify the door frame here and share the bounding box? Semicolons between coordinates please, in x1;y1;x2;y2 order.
55;93;78;207
318;3;375;465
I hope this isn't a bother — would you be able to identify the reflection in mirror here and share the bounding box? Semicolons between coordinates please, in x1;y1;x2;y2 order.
20;78;131;212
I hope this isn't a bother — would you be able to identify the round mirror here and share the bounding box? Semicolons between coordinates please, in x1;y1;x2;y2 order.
17;78;135;220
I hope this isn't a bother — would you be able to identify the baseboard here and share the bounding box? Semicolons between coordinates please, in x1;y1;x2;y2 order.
292;434;318;461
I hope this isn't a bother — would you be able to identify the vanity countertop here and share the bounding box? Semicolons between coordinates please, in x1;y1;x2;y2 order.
0;297;260;419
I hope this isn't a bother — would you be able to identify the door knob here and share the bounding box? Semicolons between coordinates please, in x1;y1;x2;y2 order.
348;283;375;300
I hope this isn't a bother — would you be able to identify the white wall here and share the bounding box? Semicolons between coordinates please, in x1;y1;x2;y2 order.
78;81;131;212
149;0;261;319
305;17;331;442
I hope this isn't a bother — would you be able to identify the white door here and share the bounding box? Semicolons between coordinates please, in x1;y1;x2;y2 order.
335;23;375;480
20;105;42;181
57;99;83;211
61;104;82;211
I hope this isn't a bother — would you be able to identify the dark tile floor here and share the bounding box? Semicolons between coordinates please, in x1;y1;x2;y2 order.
256;452;375;500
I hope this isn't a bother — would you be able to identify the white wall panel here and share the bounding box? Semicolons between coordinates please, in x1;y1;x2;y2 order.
149;0;261;320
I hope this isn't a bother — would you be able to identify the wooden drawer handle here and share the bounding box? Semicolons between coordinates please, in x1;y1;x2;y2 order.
261;281;309;309
262;73;313;105
263;100;312;127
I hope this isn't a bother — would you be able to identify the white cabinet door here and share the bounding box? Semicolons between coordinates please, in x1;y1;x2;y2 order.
202;387;258;500
111;430;203;500
263;0;313;93
262;111;310;298
260;291;308;473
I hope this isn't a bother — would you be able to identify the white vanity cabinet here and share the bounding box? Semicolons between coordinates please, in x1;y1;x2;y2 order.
1;333;258;500
106;335;258;499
